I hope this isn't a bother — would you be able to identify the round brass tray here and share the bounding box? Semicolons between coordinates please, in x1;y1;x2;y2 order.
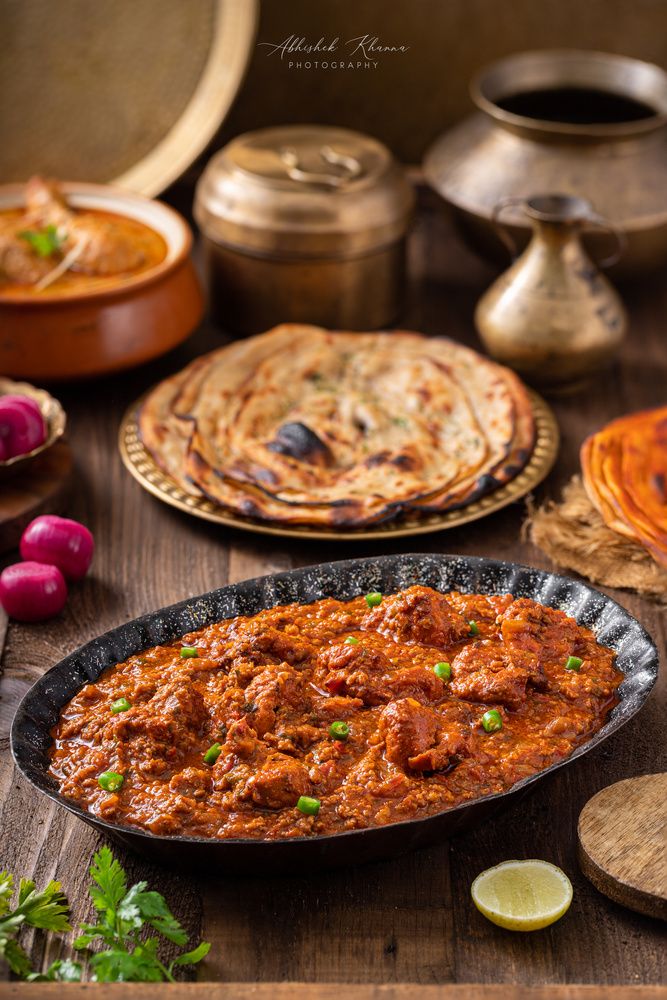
119;390;559;541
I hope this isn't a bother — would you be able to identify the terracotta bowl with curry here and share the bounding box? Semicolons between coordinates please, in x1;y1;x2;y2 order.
0;178;203;380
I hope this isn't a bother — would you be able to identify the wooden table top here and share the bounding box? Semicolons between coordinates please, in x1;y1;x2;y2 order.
0;198;665;993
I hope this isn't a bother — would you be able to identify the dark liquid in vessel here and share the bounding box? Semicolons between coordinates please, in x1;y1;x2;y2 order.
497;87;657;124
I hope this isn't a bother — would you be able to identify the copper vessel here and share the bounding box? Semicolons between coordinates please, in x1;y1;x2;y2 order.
194;125;414;334
475;194;627;391
424;50;667;277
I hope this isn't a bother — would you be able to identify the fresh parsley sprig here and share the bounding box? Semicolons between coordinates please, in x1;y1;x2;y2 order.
0;847;209;983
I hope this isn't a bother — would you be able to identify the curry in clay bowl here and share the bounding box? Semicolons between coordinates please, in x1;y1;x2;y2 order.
0;179;203;381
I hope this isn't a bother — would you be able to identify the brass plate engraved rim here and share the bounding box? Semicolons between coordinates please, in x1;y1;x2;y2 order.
118;390;559;541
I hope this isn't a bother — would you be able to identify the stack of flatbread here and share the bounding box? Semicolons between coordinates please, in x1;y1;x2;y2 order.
526;406;667;598
139;325;535;528
581;406;667;567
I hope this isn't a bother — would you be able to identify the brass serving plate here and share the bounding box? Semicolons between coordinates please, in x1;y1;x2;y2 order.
119;389;559;541
1;0;258;197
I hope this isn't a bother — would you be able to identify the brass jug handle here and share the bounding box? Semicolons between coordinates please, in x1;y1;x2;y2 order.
491;197;528;260
582;212;627;269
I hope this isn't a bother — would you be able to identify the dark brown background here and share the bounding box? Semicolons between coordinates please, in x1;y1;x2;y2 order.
219;0;667;162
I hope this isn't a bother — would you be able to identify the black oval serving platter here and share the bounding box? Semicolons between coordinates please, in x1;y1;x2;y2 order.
11;553;659;873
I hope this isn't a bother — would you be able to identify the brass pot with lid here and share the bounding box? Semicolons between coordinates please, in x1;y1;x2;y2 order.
194;125;414;334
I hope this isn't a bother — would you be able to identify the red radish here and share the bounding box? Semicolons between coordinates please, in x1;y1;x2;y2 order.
0;395;46;459
0;437;8;461
20;515;94;582
0;561;67;622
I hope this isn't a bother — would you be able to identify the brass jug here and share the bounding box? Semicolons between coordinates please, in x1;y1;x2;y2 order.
474;194;627;391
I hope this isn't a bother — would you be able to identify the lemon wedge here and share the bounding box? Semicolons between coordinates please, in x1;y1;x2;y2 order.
471;860;573;931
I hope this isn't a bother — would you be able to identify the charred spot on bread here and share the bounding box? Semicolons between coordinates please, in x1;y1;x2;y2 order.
267;422;332;467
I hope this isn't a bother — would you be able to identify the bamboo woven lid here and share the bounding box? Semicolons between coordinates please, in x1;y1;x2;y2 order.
0;0;257;196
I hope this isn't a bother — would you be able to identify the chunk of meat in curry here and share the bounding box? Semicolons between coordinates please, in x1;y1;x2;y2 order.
362;585;470;646
49;586;622;840
378;698;471;772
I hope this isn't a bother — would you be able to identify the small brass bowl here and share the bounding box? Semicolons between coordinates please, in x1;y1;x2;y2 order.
0;378;67;481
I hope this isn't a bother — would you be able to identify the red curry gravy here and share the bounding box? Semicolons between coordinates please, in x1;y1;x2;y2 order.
49;586;622;840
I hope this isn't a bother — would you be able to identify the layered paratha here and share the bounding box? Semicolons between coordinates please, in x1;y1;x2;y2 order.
139;325;535;528
581;406;667;568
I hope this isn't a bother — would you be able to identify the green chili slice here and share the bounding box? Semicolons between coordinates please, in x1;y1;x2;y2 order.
481;709;503;733
329;721;350;741
203;743;222;765
297;795;321;816
111;697;131;714
98;771;124;792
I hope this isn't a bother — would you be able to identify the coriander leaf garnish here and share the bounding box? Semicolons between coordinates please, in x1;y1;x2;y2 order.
75;847;209;982
89;845;127;913
172;940;211;967
0;872;13;917
116;883;189;945
1;936;33;978
18;224;66;258
0;848;209;982
15;878;71;931
0;870;72;977
27;957;83;982
88;942;165;983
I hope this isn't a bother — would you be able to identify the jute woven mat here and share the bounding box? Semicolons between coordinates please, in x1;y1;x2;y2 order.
524;476;667;601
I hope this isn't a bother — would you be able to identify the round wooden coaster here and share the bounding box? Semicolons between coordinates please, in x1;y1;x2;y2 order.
0;440;73;554
578;773;667;920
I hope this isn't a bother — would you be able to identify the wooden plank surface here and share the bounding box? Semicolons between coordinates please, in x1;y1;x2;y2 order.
0;199;665;986
0;441;73;554
2;985;666;999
